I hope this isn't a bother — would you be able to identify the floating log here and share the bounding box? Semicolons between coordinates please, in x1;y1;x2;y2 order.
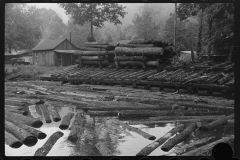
87;110;119;117
199;114;234;131
5;105;23;110
68;111;86;142
39;104;52;124
5;120;38;147
73;51;114;56
59;112;74;130
5;108;28;115
5;111;43;128
118;43;155;48
46;103;61;122
115;56;146;61
182;136;234;156
34;131;64;156
5;131;23;148
161;123;198;152
5;117;46;139
109;118;156;140
136;124;185;156
174;136;215;155
115;47;164;56
29;105;42;118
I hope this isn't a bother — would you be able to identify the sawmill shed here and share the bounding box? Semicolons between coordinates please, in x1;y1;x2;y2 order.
32;38;78;66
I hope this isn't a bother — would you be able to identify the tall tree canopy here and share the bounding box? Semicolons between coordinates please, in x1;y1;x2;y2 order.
5;4;42;53
59;3;127;41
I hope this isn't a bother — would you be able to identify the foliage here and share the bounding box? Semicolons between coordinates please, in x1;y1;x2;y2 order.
5;4;42;53
59;3;127;40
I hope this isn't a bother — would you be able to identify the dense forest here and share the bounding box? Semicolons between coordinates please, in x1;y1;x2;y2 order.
5;3;234;58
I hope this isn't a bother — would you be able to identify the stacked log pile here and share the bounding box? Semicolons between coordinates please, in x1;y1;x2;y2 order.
74;42;116;68
115;39;175;69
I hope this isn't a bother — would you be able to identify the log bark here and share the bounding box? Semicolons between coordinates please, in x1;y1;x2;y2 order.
79;47;106;51
181;136;234;156
59;112;74;130
29;105;42;118
5;111;43;128
46;103;61;122
5;116;46;139
5;120;38;147
161;123;198;152
73;51;114;56
34;131;64;156
115;47;164;56
87;110;119;117
199;114;234;131
39;104;52;123
174;136;215;155
5;131;23;148
5;108;28;115
115;56;146;61
108;118;156;140
5;105;23;110
95;142;114;156
136;124;185;156
68;111;86;142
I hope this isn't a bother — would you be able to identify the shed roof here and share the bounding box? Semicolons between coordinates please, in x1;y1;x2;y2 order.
32;38;70;51
54;50;80;54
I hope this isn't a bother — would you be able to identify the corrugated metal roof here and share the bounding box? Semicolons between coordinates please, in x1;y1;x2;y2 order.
32;38;67;51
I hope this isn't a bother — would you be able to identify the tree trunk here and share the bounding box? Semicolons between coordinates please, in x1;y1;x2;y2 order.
109;118;156;140
34;131;64;156
5;111;43;128
5;120;38;147
115;47;164;56
5;131;23;148
90;3;93;40
46;103;61;122
161;123;198;152
39;104;52;124
136;124;185;156
68;110;86;142
59;112;74;130
5;116;46;139
174;136;215;155
181;136;234;156
207;18;213;61
5;108;28;115
197;9;204;57
199;114;234;131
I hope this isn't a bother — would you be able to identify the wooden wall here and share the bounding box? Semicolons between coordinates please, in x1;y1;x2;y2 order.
54;39;77;50
33;50;54;66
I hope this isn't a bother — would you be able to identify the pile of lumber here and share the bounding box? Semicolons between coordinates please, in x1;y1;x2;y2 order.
115;39;176;69
74;42;116;68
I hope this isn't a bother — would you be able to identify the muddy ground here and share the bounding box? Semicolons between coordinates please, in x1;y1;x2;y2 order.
5;80;234;156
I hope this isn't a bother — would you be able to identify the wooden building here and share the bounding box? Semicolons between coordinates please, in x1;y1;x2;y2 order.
32;38;78;66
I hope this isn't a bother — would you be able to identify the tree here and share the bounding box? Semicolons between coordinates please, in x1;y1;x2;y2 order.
5;4;42;53
59;3;127;41
132;4;159;40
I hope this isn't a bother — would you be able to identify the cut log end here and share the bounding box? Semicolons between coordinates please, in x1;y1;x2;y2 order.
32;121;43;128
59;125;69;130
53;117;61;122
23;111;28;116
38;133;47;139
46;120;52;124
149;136;157;140
10;141;23;148
23;136;38;147
199;126;209;131
68;136;78;143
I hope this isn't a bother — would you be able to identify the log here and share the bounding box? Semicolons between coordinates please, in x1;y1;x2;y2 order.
46;103;61;122
174;136;215;155
34;131;64;156
87;110;119;117
81;56;104;61
149;115;225;121
59;112;74;130
181;136;234;156
29;105;42;118
5;105;23;110
108;118;156;140
115;56;146;61
117;61;144;66
39;104;52;123
115;47;164;56
161;123;198;152
73;51;114;56
5;111;43;128
227;119;234;125
136;124;185;156
199;114;234;131
95;142;114;156
146;61;159;67
5;108;28;115
5;99;25;106
68;111;86;142
5;116;46;139
5;120;38;147
79;47;106;51
5;131;23;148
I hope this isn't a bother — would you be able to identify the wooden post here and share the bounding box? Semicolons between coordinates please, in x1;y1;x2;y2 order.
61;53;63;66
